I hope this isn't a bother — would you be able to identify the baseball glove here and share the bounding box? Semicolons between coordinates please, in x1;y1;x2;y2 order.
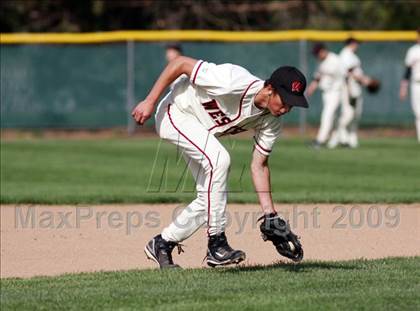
258;213;303;262
366;79;381;93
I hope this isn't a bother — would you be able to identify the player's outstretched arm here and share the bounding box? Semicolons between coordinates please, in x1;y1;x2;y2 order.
399;80;409;101
399;66;411;101
348;67;371;86
250;148;276;215
132;56;198;125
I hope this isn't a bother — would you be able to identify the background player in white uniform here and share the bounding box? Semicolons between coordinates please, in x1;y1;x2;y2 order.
333;38;373;148
132;56;307;268
306;43;346;148
399;29;420;142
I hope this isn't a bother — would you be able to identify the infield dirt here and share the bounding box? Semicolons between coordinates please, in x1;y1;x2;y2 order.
1;204;419;278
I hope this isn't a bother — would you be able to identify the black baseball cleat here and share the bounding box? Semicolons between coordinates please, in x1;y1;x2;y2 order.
144;234;183;269
206;232;246;267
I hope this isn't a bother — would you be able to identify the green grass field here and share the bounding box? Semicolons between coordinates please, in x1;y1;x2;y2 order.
1;137;419;310
1;257;419;310
1;137;419;204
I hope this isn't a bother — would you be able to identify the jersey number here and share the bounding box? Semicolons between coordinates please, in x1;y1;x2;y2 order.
202;100;232;126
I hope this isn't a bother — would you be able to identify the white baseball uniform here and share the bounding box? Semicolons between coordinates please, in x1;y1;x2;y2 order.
155;60;281;242
332;46;364;148
404;43;420;142
169;74;188;90
313;52;347;144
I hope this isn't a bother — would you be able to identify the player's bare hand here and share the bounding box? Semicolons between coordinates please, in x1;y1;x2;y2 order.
132;100;154;125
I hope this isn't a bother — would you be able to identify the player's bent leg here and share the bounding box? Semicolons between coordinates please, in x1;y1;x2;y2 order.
316;91;340;144
152;103;244;266
207;147;230;236
348;97;363;148
161;151;224;242
315;99;329;145
193;148;245;267
161;198;207;243
160;115;230;238
337;98;355;146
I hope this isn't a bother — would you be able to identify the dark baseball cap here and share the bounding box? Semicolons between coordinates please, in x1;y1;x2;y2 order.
312;42;327;56
267;66;308;108
345;37;360;45
165;43;183;53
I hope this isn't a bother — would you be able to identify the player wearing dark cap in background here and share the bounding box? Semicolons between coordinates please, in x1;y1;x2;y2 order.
165;43;183;62
306;43;347;149
330;38;375;148
165;43;186;90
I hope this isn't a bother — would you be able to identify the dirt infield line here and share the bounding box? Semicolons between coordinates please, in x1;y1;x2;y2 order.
1;204;419;278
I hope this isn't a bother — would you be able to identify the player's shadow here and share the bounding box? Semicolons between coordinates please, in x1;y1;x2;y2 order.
217;261;359;274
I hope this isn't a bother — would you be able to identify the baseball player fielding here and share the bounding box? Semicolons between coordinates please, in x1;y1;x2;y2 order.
132;56;307;268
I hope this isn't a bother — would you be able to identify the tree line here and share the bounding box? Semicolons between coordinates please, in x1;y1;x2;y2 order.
1;0;419;33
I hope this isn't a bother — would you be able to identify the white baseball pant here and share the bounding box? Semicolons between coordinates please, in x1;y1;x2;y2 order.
316;89;342;144
328;95;362;148
411;82;420;142
155;98;230;243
